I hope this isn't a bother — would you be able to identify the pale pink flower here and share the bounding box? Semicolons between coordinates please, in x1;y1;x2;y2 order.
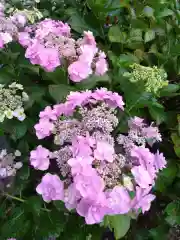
30;145;51;171
68;61;92;82
64;183;81;210
39;106;57;121
131;166;154;188
132;186;155;213
95;58;108;76
18;32;31;46
94;141;114;162
34;118;54;139
154;150;166;171
77;195;107;224
83;31;96;46
36;173;64;202
107;186;131;214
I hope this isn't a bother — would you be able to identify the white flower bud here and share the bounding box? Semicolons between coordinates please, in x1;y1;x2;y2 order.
14;162;23;169
14;150;21;157
123;175;134;191
4;109;13;119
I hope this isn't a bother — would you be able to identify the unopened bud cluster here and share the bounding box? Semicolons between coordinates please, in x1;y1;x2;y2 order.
0;82;29;122
124;63;168;95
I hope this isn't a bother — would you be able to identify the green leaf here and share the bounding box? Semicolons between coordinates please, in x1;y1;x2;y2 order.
157;8;174;18
155;163;177;192
48;84;76;103
165;201;180;216
24;196;43;216
35;210;66;238
0;207;30;238
66;8;99;35
108;26;127;43
148;105;167;125
76;74;110;90
160;84;180;97
43;68;67;84
103;215;131;239
54;201;67;212
144;29;155;43
171;133;180;158
10;121;27;141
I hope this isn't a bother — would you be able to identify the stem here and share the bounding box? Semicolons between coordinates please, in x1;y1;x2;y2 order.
4;193;51;212
5;193;24;202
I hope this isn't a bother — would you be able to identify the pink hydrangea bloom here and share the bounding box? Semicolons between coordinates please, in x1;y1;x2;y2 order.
30;145;51;171
0;38;3;48
131;146;154;169
36;173;64;202
142;125;162;142
131;165;154;188
132;187;155;213
128;116;145;128
77;195;107;224
64;183;81;210
66;90;92;107
68;61;92;82
94;141;114;162
79;44;97;65
18;32;31;46
95;58;108;76
74;171;105;200
92;88;125;110
70;135;94;157
154;150;166;171
39;106;57;121
34;118;54;139
107;186;131;215
83;31;96;46
38;47;61;72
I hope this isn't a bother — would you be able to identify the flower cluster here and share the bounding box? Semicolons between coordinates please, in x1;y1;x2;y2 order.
18;19;108;81
0;3;19;48
0;3;42;48
0;82;29;122
30;88;166;224
0;149;22;191
124;63;168;95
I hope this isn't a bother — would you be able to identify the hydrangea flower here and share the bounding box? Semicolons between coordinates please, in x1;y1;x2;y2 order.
31;88;166;224
30;145;51;170
36;173;64;202
18;19;108;81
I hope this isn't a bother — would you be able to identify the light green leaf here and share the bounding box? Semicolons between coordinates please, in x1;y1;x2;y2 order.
157;8;174;18
108;26;127;43
144;29;155;43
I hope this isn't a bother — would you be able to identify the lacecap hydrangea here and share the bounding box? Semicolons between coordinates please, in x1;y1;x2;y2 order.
18;19;108;82
30;88;166;224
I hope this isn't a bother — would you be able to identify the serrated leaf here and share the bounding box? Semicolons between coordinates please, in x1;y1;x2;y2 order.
48;84;76;103
108;26;127;43
144;30;155;43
